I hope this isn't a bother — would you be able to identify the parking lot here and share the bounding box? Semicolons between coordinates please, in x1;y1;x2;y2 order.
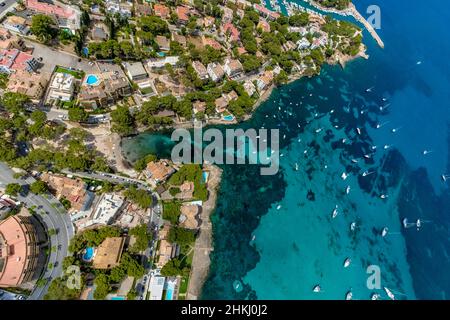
26;40;97;74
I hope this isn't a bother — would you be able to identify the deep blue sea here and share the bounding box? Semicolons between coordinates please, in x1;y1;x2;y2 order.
122;0;450;299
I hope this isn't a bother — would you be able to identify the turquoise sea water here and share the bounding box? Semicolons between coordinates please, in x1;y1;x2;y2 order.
122;0;450;299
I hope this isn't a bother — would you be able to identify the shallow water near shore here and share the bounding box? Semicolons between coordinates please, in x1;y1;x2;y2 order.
122;0;450;299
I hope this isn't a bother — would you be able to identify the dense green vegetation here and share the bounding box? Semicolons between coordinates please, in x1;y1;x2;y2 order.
315;0;351;10
44;276;83;300
162;201;182;225
129;224;152;253
5;183;22;196
31;14;57;43
124;185;153;209
168;164;208;201
30;180;48;194
68;226;121;253
133;154;157;172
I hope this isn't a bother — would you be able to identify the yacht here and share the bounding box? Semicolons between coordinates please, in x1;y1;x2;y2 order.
371;293;381;300
381;227;389;237
343;258;351;268
362;171;374;177
356;128;361;135
345;290;353;300
332;206;339;219
313;285;321;293
341;172;348;180
350;222;357;231
364;154;371;159
384;287;395;300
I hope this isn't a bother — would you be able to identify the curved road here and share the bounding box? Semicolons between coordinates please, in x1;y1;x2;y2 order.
0;163;74;300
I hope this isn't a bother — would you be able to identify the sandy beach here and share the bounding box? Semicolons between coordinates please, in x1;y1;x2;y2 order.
186;164;222;300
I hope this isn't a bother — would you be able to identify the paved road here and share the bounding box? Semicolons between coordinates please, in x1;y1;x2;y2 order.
0;163;74;300
61;170;153;191
0;0;17;19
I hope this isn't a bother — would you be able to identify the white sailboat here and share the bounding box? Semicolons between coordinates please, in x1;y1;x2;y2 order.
313;285;321;293
384;287;395;300
345;290;353;300
343;258;351;268
346;186;351;195
332;205;338;219
371;293;381;300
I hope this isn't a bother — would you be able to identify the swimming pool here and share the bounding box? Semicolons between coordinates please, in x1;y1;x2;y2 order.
202;171;209;183
85;74;99;86
111;296;126;300
82;47;89;56
165;281;176;300
157;52;166;57
83;247;95;261
222;114;235;121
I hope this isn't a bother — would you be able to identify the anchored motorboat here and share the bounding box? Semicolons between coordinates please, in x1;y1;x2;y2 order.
384;287;395;300
332;205;338;219
313;285;321;293
343;258;351;268
350;222;357;231
381;227;389;237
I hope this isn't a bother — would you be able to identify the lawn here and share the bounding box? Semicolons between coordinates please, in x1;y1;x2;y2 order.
55;66;85;79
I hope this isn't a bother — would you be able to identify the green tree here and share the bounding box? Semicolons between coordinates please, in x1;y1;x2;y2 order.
68;107;89;123
111;106;135;136
124;185;153;209
30;180;48;194
5;183;22;196
31;14;56;43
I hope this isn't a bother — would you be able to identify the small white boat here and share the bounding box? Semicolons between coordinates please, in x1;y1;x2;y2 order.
251;235;256;241
350;222;357;231
315;128;323;133
294;163;299;171
356;127;361;135
382;97;387;102
364;154;371;159
416;60;422;65
362;171;374;177
380;194;389;199
343;258;351;268
346;290;353;300
442;174;450;182
351;159;359;164
342;138;347;143
384;145;391;150
371;145;377;150
313;285;321;293
341;172;348;180
330;109;335;114
403;218;409;229
423;150;432;155
392;127;401;133
416;219;422;229
381;227;389;237
332;206;338;219
276;205;282;210
366;86;374;93
346;186;351;194
384;287;395;300
371;293;381;300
